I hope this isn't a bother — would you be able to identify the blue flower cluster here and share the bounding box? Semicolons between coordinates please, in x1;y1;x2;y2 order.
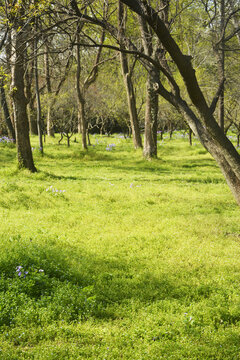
16;265;44;278
16;266;28;278
106;144;116;151
0;136;14;143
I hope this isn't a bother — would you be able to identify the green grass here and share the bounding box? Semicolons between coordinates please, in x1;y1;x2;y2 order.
0;133;240;359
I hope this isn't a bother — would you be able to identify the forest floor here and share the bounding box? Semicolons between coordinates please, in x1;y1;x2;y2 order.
0;132;240;359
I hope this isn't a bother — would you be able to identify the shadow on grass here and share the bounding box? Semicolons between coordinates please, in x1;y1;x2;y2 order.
92;157;218;179
0;236;217;322
35;143;217;181
37;156;221;186
0;149;16;167
40;171;79;181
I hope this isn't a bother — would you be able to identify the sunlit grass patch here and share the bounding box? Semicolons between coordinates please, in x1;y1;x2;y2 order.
0;133;240;359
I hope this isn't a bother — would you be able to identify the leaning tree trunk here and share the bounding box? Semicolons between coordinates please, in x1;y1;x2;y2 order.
187;106;240;205
11;25;36;172
0;78;15;142
167;90;240;205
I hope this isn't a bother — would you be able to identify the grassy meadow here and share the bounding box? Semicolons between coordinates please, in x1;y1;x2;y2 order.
0;132;240;359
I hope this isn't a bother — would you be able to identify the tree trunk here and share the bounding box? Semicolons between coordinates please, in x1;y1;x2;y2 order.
87;130;91;146
11;26;36;172
45;43;55;137
138;13;160;158
120;55;143;149
118;1;142;149
189;127;192;146
28;98;38;135
24;42;38;136
76;22;104;150
171;94;240;205
34;18;43;154
218;0;225;131
143;70;158;158
76;34;87;150
0;78;15;141
78;96;87;150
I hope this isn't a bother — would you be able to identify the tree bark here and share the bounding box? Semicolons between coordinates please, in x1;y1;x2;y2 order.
11;25;36;172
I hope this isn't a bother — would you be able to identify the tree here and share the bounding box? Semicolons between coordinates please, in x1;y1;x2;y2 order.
75;23;105;150
9;1;36;172
138;12;159;158
119;0;240;204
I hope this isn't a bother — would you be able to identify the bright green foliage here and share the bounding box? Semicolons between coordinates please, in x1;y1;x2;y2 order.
0;134;240;359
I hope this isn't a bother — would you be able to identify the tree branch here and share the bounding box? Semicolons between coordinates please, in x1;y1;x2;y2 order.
209;78;225;114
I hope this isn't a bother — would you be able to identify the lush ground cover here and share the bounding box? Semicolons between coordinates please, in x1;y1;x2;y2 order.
0;133;240;359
